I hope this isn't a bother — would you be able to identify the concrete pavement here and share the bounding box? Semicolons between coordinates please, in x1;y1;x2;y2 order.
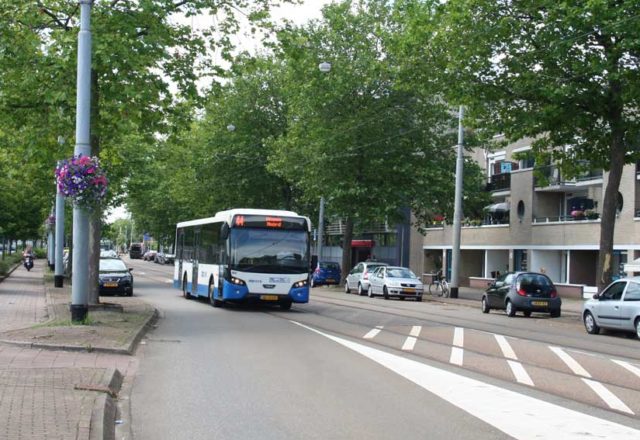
0;261;147;440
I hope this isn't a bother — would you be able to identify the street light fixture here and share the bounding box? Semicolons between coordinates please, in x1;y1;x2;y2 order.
318;61;331;73
227;124;236;132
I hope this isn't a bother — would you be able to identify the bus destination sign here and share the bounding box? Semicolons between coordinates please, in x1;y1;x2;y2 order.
233;215;307;230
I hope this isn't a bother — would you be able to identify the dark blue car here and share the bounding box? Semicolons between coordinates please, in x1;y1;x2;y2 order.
311;261;341;287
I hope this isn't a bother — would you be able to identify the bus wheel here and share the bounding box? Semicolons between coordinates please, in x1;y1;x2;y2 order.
209;280;223;308
280;300;292;310
182;275;191;299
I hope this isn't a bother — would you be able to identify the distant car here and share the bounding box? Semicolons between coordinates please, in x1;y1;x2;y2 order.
143;250;158;261
345;261;389;295
583;277;640;338
129;243;143;259
98;257;133;296
368;266;423;301
100;249;118;258
311;261;341;287
154;251;175;265
482;272;561;317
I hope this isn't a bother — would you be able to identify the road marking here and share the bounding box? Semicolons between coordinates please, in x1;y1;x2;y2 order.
450;327;464;365
612;359;640;379
363;326;383;339
494;335;517;360
549;346;591;377
507;360;534;386
402;326;422;351
164;279;173;284
582;379;634;414
290;321;640;440
450;347;463;366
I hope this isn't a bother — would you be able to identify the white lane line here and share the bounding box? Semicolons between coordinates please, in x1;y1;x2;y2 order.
494;335;517;360
453;327;464;347
290;321;640;440
582;379;634;415
402;326;421;351
612;359;640;379
507;360;534;386
164;279;173;284
363;326;383;339
549;346;591;377
450;347;464;366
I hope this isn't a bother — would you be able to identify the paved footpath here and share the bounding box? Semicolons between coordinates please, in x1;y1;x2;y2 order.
0;262;138;440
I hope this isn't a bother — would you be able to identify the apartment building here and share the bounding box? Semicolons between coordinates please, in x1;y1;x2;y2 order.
409;136;640;297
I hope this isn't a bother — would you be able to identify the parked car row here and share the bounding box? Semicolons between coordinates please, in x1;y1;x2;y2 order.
344;261;424;301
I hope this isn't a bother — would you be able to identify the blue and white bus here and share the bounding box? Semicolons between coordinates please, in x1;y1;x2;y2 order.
174;209;312;309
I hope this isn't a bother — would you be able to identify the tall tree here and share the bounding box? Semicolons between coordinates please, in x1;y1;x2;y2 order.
425;0;640;290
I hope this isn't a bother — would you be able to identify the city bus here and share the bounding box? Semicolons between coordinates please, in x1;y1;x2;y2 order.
174;208;312;309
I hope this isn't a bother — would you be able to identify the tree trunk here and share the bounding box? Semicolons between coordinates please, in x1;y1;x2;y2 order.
87;69;101;305
340;217;353;285
596;124;625;292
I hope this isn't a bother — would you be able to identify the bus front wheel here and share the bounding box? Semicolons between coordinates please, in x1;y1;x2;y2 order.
280;300;292;310
209;280;223;308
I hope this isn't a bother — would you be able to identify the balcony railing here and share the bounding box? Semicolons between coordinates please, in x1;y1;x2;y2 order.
533;215;600;223
486;173;511;192
534;164;603;187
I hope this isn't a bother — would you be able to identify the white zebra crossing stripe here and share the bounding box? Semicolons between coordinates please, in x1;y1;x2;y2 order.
582;379;634;415
494;334;517;360
549;346;591;378
612;359;640;379
507;360;534;386
363;326;383;339
450;347;464;366
402;326;421;351
453;327;464;347
291;321;640;440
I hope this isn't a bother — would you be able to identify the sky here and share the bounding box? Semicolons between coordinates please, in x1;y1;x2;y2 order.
106;0;334;223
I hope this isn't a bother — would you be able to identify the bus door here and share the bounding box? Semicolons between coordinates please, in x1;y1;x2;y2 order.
177;229;184;285
192;228;201;296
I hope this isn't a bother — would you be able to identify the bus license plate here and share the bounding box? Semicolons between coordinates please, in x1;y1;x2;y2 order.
104;282;118;288
531;301;548;306
261;295;279;301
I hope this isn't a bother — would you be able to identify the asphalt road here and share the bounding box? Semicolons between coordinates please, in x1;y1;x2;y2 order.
123;257;640;439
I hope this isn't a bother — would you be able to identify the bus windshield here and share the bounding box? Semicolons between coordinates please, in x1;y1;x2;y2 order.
229;228;309;274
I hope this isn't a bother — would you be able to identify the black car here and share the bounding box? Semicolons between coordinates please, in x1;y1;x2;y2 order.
99;258;133;296
482;271;561;317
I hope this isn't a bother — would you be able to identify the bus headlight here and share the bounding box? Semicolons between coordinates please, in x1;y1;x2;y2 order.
230;277;246;286
293;279;308;288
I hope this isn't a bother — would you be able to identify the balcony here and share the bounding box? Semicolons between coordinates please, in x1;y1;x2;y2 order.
534;164;603;191
486;173;511;192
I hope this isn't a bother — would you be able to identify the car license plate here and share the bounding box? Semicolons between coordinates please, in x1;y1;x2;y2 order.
327;278;335;283
260;295;279;301
104;282;118;288
531;301;548;306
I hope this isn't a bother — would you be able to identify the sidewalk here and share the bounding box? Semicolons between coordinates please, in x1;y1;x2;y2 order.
0;261;155;440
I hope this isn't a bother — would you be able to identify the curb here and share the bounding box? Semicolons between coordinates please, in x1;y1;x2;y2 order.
0;261;21;283
0;307;159;355
88;368;123;440
424;296;583;317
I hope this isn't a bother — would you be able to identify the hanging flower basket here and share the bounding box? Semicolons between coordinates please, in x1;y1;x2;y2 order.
55;155;108;210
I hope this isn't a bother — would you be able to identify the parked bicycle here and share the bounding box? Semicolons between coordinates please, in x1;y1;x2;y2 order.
428;270;449;297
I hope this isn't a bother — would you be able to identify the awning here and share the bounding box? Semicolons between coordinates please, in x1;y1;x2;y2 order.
351;239;374;248
483;202;510;213
624;258;640;273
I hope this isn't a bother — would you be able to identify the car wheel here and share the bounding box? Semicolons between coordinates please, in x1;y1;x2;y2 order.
182;275;191;299
416;296;422;302
584;311;600;334
358;283;366;296
635;317;640;339
368;287;374;298
383;286;389;300
550;309;561;318
344;282;350;294
481;297;490;314
310;278;316;288
523;311;532;317
280;300;292;310
505;300;516;317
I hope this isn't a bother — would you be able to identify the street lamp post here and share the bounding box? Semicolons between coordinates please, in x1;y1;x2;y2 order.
450;106;464;299
70;0;94;322
317;61;331;263
54;160;65;287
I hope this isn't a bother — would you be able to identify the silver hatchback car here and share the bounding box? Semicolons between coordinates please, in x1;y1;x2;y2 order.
345;261;388;295
583;277;640;338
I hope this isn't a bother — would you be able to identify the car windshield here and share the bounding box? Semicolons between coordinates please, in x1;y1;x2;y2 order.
387;268;416;278
320;262;340;270
99;259;127;272
229;228;309;274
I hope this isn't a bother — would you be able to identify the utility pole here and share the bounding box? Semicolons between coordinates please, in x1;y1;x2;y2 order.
70;0;93;322
54;172;65;287
47;207;55;270
450;106;464;299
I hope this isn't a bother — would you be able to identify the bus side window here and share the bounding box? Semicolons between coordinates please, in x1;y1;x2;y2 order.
183;227;194;261
176;228;184;260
